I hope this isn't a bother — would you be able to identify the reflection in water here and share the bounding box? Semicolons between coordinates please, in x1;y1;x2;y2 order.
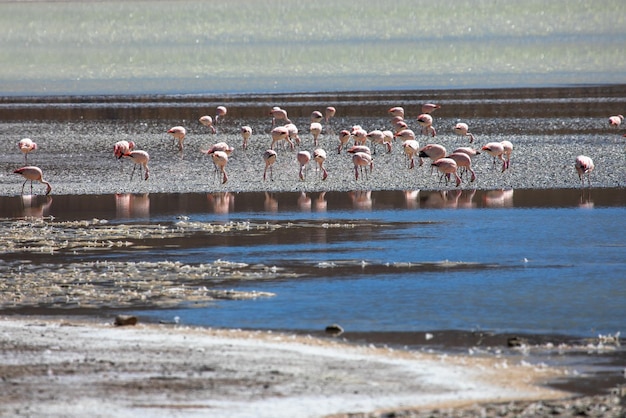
20;195;53;218
297;192;311;212
264;192;278;212
350;190;372;210
579;190;594;209
404;190;420;209
483;189;514;208
115;193;150;218
207;192;234;214
0;189;624;222
314;191;327;212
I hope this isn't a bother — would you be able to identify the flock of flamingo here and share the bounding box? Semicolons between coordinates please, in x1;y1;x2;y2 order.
12;103;621;195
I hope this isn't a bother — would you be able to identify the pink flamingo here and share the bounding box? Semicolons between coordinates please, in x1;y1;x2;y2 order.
199;115;216;134
367;129;391;154
123;150;150;180
285;123;302;146
215;106;227;125
351;125;368;145
608;114;623;128
575;155;594;187
17;138;37;162
311;110;323;123
417;114;436;136
447;152;476;182
167;126;186;151
325;106;336;134
337;129;352;154
501;140;513;170
347;145;371;155
402;140;420;169
481;142;509;172
392;118;408;134
421;103;441;114
453;122;475;143
432;158;461;187
394;128;416;142
208;150;228;184
313;148;328;180
14;166;52;195
310;122;323;146
452;147;481;158
351;152;373;180
388;106;405;118
325;106;336;123
113;140;136;159
270;107;291;127
263;149;277;181
241;126;252;150
270;126;294;150
297;150;311;180
418;143;447;168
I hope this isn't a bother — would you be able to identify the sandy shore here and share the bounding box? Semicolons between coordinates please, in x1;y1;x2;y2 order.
0;316;579;418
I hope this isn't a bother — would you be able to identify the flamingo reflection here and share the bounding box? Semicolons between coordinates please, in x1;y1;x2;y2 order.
115;193;150;218
207;192;234;214
19;195;53;218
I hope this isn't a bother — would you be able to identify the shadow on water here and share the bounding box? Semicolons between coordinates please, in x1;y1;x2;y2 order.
1;188;623;220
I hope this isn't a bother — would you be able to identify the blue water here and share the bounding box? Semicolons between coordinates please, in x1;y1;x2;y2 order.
130;196;626;338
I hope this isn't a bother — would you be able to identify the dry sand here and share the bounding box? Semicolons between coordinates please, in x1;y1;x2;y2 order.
0;316;573;418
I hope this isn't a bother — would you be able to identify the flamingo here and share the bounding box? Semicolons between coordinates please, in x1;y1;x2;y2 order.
453;122;475;143
481;142;507;172
113;140;136;159
393;119;408;134
297;150;311;180
388;106;405;118
123;150;150;180
418;143;447;169
325;106;336;133
347;145;371;155
351;152;373;180
215;106;227;125
325;106;336;123
270;126;294;150
313;148;328;180
17;138;37;162
417;114;436;136
241;126;252;150
167;126;186;151
270;107;291;127
608;114;623;128
367;129;391;154
14;166;52;195
208;150;228;184
199;115;216;134
394;128;416;142
452;147;481;158
337;129;352;154
447;152;476;182
202;141;235;156
575;155;595;187
310;122;323;146
432;158;461;187
351;125;368;145
263;149;277;181
501;140;513;171
285;123;301;146
421;103;441;114
311;110;323;123
402;140;420;169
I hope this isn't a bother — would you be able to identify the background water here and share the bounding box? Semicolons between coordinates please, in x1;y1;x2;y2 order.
1;0;625;96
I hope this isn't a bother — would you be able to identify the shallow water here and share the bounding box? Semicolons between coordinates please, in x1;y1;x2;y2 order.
2;189;624;339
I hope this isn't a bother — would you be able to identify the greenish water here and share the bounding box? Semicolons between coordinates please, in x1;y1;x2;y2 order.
2;0;625;96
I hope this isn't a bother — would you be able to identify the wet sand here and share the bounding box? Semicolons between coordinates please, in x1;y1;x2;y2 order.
1;87;625;416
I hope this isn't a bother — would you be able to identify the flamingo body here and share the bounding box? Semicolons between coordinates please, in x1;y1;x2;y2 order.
18;138;38;162
313;148;328;180
263;149;277;181
123;150;150;180
14;166;51;195
575;155;594;187
453;122;475;143
199;115;216;134
167;126;186;151
297;150;311;180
